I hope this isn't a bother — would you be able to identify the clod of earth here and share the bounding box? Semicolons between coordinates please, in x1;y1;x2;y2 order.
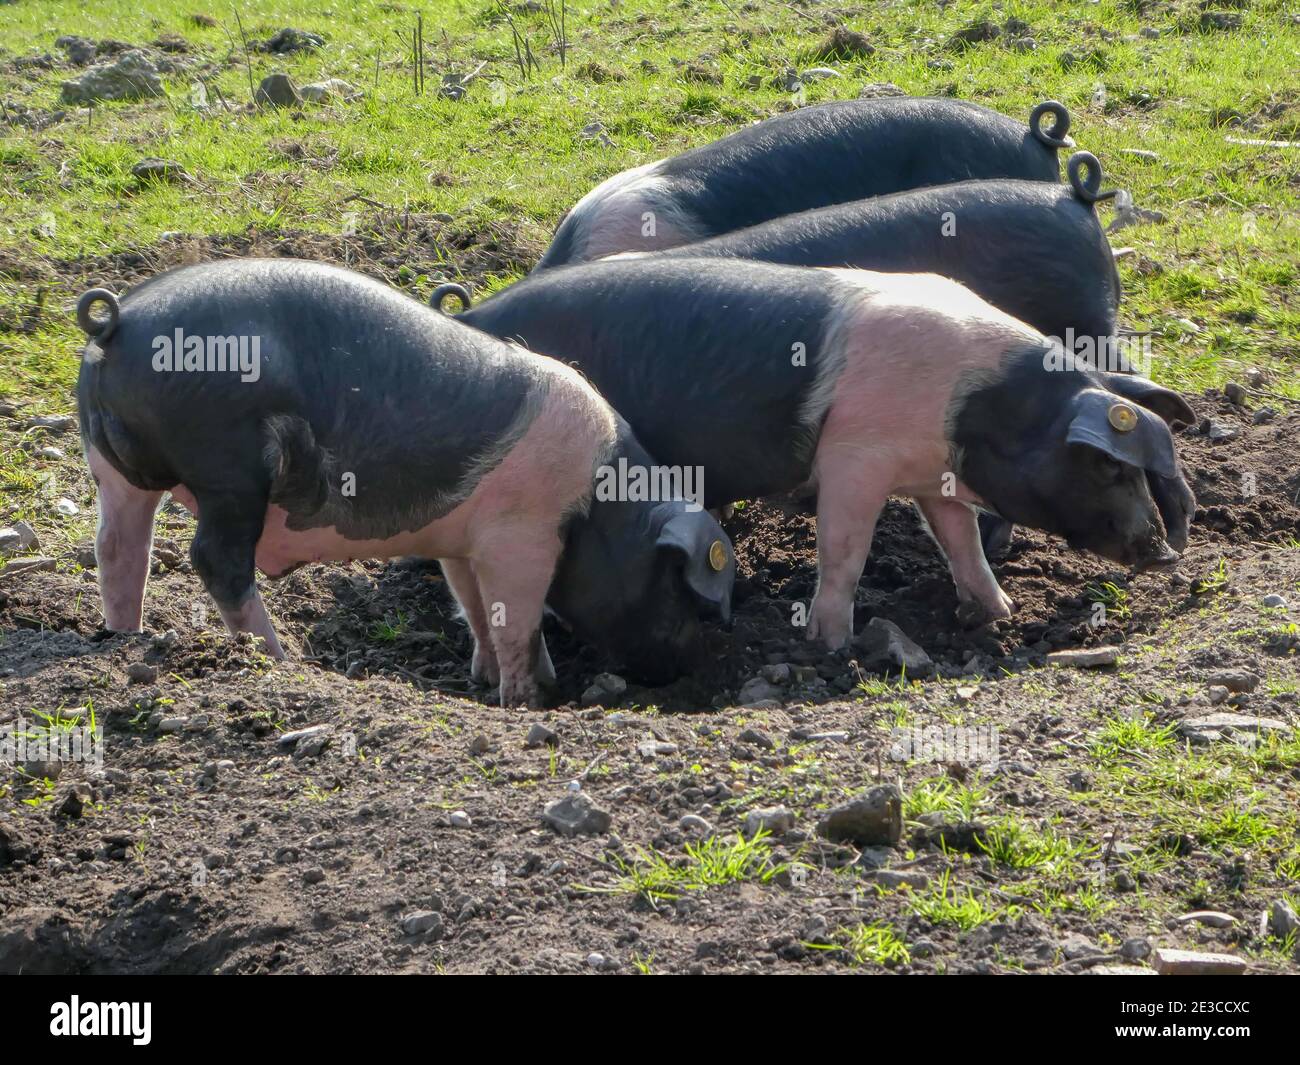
60;50;163;104
541;793;611;837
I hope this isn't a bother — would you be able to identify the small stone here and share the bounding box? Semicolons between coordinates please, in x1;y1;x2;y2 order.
1091;964;1155;975
807;731;849;743
816;785;902;846
56;35;98;65
1269;900;1299;939
277;724;329;750
38;447;64;460
54;498;80;517
737;727;775;750
637;738;678;759
1066;770;1092;792
1176;910;1237;928
1120;937;1151;960
255;73;302;108
800;67;841;81
760;663;791;686
1252;407;1276;425
157;717;187;733
586;952;606;969
1151;948;1246;975
1208;670;1258;693
1061;934;1100;960
1223;381;1247;405
0;521;39;557
1207;685;1231;705
57;784;92;819
1207;421;1236;442
401;910;443;936
737;676;782;705
1262;594;1287;608
743;805;795;838
679;814;713;834
1179;713;1291;741
1047;646;1119;668
853;618;934;677
126;662;157;684
542;793;611;837
302;867;326;884
299;78;358;103
955;685;978;701
525;722;558;748
468;734;490;755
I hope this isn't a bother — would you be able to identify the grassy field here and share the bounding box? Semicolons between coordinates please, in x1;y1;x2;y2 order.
1;0;1298;975
1;0;1298;407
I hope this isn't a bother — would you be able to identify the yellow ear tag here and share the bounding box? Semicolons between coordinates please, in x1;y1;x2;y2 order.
708;540;728;572
1107;403;1139;432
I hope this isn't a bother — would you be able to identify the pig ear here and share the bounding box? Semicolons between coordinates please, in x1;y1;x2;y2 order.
1065;389;1179;478
1097;373;1196;428
656;506;735;623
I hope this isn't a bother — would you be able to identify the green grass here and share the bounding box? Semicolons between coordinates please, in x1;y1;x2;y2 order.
1;0;1298;407
580;829;793;902
810;920;912;967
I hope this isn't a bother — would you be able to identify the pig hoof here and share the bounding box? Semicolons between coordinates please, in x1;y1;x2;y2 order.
955;598;1012;629
471;646;500;686
498;679;543;709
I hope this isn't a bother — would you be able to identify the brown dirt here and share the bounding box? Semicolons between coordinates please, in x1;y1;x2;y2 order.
1;224;1298;973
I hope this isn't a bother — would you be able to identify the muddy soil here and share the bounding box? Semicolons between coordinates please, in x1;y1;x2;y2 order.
1;236;1298;974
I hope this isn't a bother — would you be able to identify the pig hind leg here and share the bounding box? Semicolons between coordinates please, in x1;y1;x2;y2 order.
440;558;500;686
189;490;285;659
807;458;893;650
470;527;563;707
89;448;162;632
917;498;1014;624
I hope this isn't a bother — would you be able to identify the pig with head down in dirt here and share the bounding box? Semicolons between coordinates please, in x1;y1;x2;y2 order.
534;97;1074;269
438;258;1196;648
74;258;735;706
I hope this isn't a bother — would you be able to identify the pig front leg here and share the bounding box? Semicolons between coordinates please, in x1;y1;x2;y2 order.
470;530;563;708
87;446;163;632
916;497;1014;624
440;558;500;686
189;490;285;659
807;459;893;650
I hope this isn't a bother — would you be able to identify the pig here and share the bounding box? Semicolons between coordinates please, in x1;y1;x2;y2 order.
630;150;1122;358
438;258;1196;648
531;97;1073;270
588;148;1120;561
74;258;734;706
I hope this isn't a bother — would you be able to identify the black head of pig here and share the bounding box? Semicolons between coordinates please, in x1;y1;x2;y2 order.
548;428;735;684
951;343;1197;569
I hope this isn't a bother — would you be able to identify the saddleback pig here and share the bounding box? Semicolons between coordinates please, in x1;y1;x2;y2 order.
75;259;734;706
531;97;1073;269
437;259;1195;649
639;150;1122;356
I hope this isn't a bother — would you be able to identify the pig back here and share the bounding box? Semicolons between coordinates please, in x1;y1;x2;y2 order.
461;259;849;506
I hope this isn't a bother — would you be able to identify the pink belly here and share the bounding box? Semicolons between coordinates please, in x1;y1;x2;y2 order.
168;485;474;577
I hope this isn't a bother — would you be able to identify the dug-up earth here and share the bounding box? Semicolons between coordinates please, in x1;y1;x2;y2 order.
1;381;1298;974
